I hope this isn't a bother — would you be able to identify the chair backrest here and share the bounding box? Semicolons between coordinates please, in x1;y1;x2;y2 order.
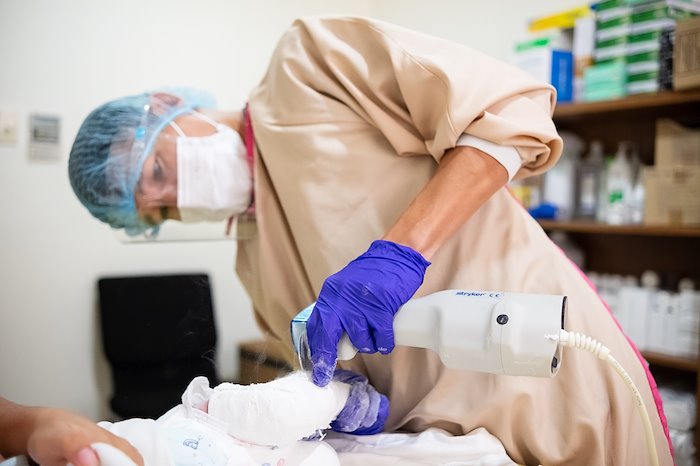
97;273;218;419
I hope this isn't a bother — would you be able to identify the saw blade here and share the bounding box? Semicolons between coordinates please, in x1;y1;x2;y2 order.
297;329;314;373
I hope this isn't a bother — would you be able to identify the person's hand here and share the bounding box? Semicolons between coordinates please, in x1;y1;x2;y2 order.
307;240;430;386
25;407;144;466
330;369;389;435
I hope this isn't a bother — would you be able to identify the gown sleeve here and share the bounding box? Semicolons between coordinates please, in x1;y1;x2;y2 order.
251;16;563;180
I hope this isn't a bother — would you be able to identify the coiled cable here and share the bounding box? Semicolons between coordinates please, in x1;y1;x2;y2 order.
556;330;659;466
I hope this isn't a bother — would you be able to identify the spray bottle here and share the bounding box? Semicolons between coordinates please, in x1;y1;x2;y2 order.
605;142;635;225
575;140;604;220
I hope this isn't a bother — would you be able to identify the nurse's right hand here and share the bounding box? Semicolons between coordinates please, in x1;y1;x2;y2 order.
25;407;144;466
307;240;430;387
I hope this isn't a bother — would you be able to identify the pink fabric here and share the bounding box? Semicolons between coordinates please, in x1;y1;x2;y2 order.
225;105;256;236
562;247;674;460
508;186;672;459
243;104;255;178
243;104;255;215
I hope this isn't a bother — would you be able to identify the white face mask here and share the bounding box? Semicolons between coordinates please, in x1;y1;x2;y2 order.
173;113;252;223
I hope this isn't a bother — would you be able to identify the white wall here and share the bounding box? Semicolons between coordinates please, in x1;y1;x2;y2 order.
368;0;588;61
0;0;371;420
0;0;585;420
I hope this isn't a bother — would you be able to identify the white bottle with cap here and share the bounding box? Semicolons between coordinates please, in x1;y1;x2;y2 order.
605;142;635;225
642;271;666;353
631;271;659;351
617;275;639;338
678;278;700;358
575;140;605;220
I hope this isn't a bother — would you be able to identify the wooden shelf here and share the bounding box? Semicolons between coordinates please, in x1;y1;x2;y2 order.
642;351;698;372
553;89;700;165
554;90;700;119
538;220;700;237
551;86;700;459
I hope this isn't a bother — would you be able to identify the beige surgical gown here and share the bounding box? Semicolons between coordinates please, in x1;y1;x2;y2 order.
237;16;673;465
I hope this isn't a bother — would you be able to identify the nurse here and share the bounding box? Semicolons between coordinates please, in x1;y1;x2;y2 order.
69;16;673;465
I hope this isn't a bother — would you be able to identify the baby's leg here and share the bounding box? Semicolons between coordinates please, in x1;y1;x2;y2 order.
206;372;350;447
96;418;173;465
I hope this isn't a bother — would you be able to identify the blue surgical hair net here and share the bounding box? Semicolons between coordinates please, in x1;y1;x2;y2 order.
68;88;216;236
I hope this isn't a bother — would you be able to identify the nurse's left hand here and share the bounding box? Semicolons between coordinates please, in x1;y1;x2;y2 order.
330;369;389;435
307;240;430;387
25;407;144;466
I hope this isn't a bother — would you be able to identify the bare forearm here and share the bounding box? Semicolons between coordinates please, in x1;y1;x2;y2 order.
0;397;37;457
0;396;144;466
382;146;508;260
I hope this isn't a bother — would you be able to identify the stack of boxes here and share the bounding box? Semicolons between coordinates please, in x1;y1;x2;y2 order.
513;6;597;104
585;0;699;101
589;1;631;100
513;33;575;103
675;16;700;89
643;119;700;225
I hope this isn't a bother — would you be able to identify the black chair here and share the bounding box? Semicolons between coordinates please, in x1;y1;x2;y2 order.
97;274;219;419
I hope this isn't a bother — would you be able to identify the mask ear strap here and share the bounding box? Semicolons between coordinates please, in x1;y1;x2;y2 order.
191;111;220;129
169;120;187;137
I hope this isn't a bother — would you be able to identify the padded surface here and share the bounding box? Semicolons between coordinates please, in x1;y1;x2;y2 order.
98;274;219;418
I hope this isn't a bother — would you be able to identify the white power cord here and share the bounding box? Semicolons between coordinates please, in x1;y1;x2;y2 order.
556;329;659;466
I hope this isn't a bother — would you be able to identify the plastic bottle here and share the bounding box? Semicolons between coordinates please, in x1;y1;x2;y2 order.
677;278;700;358
627;143;645;224
587;271;601;290
628;144;641;184
575;140;605;220
641;270;661;290
605;142;635;225
630;180;645;224
635;270;661;351
596;155;610;223
617;275;640;336
543;132;583;220
679;278;696;293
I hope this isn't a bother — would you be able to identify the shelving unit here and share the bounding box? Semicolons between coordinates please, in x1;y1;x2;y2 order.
642;351;697;373
554;89;700;119
540;220;700;280
543;91;700;453
540;217;700;453
554;90;700;165
537;220;700;238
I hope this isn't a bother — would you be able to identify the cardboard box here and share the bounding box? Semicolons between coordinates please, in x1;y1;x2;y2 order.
583;61;627;100
573;15;596;78
655;119;700;167
514;47;574;103
643;166;700;225
237;339;293;384
674;16;700;90
529;5;592;33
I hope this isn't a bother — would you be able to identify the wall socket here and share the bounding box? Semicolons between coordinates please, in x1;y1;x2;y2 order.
0;111;18;144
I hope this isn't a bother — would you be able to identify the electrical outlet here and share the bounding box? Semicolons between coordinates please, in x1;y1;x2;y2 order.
0;111;18;144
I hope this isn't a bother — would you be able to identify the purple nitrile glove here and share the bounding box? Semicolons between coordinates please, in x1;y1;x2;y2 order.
307;240;430;387
330;369;390;435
